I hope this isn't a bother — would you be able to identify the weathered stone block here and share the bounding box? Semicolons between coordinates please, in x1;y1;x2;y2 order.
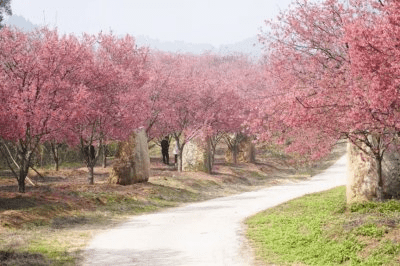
347;140;400;203
108;129;150;185
347;141;378;203
182;139;210;172
381;148;400;198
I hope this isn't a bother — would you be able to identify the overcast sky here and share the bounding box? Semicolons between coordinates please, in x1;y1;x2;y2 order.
10;0;293;47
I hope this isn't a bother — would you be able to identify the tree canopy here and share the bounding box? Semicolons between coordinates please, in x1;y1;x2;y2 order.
2;0;399;197
250;0;400;199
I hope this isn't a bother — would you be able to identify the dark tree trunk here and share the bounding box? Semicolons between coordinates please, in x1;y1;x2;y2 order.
18;170;26;193
50;142;61;171
376;156;384;201
54;158;59;171
177;151;183;172
17;153;30;193
82;142;98;185
88;165;94;185
205;137;213;174
232;145;238;165
224;132;244;165
85;151;96;185
102;144;107;168
103;156;107;168
173;136;184;172
54;147;59;171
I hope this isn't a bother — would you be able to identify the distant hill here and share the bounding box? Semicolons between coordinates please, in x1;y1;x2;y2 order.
217;36;263;59
5;15;264;58
135;35;215;54
136;35;263;58
5;15;36;31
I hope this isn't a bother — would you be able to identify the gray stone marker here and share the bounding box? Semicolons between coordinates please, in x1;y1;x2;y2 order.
347;140;400;203
108;129;150;185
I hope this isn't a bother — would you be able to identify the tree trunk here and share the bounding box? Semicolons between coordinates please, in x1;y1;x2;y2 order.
232;145;238;165
50;142;60;171
177;153;183;172
102;144;107;168
18;156;29;193
174;136;184;172
88;165;94;185
18;170;26;193
376;156;384;201
205;137;212;174
103;156;107;168
39;145;44;168
82;141;98;185
54;147;59;171
249;142;256;163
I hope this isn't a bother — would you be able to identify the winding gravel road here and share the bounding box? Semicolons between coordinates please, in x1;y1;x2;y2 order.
83;155;347;266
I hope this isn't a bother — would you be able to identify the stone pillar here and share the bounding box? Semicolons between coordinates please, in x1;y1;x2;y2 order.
346;141;378;203
347;139;400;203
381;149;400;199
133;130;151;182
108;129;150;185
182;139;211;172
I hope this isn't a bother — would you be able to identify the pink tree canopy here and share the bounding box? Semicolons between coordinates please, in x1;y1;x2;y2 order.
0;28;149;190
67;33;149;184
144;52;259;171
0;27;92;192
251;0;400;199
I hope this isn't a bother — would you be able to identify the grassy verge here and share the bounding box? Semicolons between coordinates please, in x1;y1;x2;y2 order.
246;186;400;266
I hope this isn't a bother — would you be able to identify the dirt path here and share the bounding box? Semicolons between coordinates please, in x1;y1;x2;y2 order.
83;155;347;266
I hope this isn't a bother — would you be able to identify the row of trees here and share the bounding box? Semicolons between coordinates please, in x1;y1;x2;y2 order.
3;0;398;199
0;27;263;193
250;0;400;200
0;27;149;192
143;52;262;171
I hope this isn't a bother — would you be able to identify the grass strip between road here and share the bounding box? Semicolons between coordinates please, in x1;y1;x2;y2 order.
246;186;400;266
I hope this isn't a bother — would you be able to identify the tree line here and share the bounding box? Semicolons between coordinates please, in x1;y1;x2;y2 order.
1;0;399;201
0;27;263;192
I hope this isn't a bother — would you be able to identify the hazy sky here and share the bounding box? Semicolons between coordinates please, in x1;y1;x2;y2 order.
10;0;293;47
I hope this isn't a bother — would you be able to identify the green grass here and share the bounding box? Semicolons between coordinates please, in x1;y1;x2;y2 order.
354;223;387;238
28;239;74;265
350;200;400;214
246;186;400;266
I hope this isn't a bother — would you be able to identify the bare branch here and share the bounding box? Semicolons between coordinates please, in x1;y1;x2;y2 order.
29;166;45;181
0;140;20;169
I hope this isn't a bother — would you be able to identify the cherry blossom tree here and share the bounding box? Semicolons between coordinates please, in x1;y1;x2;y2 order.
68;33;148;185
141;51;178;144
162;54;205;171
196;54;255;168
0;27;91;192
143;51;263;172
142;53;220;171
0;28;149;190
344;0;400;195
253;0;398;199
